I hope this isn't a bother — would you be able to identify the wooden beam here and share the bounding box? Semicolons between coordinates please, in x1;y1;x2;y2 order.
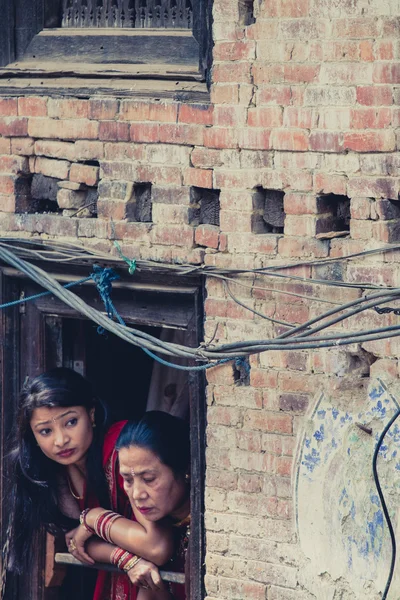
55;553;185;584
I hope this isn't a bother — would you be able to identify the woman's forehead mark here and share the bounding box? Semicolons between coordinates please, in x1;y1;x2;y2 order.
32;409;77;427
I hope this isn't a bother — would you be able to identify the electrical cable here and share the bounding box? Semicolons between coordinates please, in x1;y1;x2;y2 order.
372;407;400;599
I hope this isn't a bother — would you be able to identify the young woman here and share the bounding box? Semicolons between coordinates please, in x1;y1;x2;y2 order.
9;368;175;600
68;411;191;599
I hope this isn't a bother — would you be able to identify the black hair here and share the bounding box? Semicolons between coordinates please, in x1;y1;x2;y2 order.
116;411;190;479
9;367;110;573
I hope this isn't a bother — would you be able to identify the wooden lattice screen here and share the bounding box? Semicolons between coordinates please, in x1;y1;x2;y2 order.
61;0;193;28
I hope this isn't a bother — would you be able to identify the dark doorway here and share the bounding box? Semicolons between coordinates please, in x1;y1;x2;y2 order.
0;262;205;600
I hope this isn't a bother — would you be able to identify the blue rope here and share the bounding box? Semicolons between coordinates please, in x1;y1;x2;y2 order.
0;276;92;310
92;267;234;372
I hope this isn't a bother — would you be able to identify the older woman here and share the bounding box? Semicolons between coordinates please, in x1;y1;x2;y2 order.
68;411;191;599
10;369;176;600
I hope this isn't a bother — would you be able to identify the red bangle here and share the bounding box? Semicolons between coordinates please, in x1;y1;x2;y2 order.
80;509;95;534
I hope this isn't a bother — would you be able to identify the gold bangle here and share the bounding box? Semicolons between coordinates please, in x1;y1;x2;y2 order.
123;556;142;573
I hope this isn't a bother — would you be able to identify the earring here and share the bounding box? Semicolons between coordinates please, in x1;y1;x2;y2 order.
185;473;190;482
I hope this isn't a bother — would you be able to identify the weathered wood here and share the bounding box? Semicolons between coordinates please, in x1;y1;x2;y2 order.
0;0;15;67
187;288;206;600
60;0;192;28
19;29;199;66
55;553;186;584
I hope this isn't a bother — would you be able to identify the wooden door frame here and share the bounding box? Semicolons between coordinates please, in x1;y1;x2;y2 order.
0;261;206;600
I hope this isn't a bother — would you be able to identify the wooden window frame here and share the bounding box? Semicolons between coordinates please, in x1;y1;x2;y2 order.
0;0;213;85
0;261;206;600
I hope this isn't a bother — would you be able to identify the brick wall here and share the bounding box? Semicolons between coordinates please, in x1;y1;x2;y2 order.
1;0;400;596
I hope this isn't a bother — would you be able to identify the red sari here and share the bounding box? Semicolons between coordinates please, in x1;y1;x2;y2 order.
79;421;137;600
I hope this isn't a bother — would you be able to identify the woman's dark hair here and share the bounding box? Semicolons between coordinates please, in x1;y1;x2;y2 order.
9;367;109;573
116;411;190;479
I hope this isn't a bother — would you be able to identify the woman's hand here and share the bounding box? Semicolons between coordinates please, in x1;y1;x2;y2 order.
65;525;95;565
127;559;164;592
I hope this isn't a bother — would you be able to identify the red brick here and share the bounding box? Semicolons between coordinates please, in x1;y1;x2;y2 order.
270;129;308;151
214;106;246;127
280;0;309;16
256;86;292;105
213;63;251;84
284;64;319;84
140;165;181;187
313;173;347;195
279;394;309;413
309;132;344;152
210;84;239;104
18;97;47;117
75;140;104;160
248;107;283;128
99;121;130;141
120;100;177;122
253;64;284;85
249;369;278;389
191;148;223;168
0;117;28;137
282;107;316;129
70;163;99;186
332;17;379;38
374;41;394;61
350;107;391;129
205;127;238;149
97;200;130;221
356;86;393;105
276;456;292;477
0;175;16;194
34;156;70;180
278;237;329;258
0;99;17;117
324;41;359;62
245;410;293;434
360;40;374;61
343;131;395;152
159;124;204;146
350;219;374;239
11;137;34;156
214;41;256;61
373;220;400;243
112;222;151;242
48;98;89;119
183;168;213;188
89;98;119;120
151;224;194;247
195;224;220;249
28;118;99;140
347;177;398;199
130;123;160;143
105;142;144;161
239;128;271;150
0;195;17;212
0;155;29;174
350;197;372;220
178;104;213;125
373;63;400;84
35;140;76;161
0;137;11;154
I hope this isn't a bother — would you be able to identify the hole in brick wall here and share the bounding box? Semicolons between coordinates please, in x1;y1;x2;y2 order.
316;194;351;235
233;357;250;386
15;172;98;218
131;182;152;223
238;0;255;25
15;174;61;214
346;348;377;378
189;187;220;226
252;187;285;234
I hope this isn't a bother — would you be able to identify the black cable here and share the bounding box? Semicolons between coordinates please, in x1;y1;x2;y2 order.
372;407;400;600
